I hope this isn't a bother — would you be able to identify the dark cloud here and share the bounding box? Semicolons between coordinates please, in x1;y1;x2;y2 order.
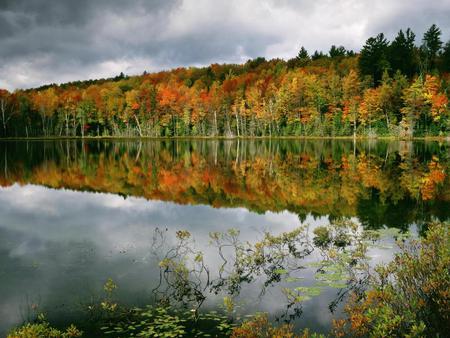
365;0;450;42
0;0;178;25
0;0;449;90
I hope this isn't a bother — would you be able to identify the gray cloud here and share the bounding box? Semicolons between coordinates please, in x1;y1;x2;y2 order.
0;0;449;90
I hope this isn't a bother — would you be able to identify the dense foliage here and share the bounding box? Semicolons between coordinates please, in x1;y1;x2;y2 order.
334;221;449;337
7;314;82;338
1;26;450;138
231;313;324;338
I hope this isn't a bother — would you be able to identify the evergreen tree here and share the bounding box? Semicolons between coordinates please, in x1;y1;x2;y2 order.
297;46;309;59
441;41;450;72
388;28;417;77
359;33;390;85
294;46;310;67
311;50;325;60
287;46;310;68
329;45;346;58
421;24;443;72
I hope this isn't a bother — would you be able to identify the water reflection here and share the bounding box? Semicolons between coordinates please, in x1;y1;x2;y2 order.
0;139;448;335
1;139;449;229
0;184;333;334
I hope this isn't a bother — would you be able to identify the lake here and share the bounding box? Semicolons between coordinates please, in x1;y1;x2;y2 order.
0;139;448;336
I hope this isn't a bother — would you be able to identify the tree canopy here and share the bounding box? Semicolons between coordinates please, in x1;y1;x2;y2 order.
0;25;449;139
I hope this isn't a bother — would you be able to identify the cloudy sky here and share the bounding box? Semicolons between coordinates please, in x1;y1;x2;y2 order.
1;0;449;90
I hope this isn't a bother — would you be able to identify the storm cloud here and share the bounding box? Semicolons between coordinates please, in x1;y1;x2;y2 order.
0;0;449;90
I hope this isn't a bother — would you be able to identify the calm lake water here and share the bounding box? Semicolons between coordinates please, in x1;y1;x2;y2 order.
0;139;448;336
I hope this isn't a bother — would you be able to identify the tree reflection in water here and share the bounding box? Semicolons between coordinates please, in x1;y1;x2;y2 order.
0;139;448;231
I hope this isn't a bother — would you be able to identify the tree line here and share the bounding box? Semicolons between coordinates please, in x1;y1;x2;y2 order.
0;24;449;138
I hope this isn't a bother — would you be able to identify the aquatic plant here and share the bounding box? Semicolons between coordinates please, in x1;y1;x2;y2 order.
7;221;449;337
7;314;82;338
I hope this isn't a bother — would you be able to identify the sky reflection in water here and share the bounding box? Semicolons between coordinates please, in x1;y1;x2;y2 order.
0;184;335;333
0;139;448;335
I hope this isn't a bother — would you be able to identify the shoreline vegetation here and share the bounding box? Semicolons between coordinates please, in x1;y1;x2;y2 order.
1;135;450;141
1;25;450;140
6;221;449;338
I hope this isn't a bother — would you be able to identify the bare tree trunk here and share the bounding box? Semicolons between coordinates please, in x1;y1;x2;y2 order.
72;118;77;136
41;114;46;137
81;116;85;138
214;110;218;136
235;109;240;137
65;113;69;136
226;113;232;137
134;115;143;137
268;100;274;137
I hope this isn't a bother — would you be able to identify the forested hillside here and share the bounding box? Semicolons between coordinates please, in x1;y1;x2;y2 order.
1;25;450;138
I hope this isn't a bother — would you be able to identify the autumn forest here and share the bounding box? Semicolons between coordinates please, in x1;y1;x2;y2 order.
1;24;450;139
2;0;450;335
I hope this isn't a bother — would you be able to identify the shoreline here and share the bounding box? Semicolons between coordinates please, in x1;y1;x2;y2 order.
0;135;449;142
